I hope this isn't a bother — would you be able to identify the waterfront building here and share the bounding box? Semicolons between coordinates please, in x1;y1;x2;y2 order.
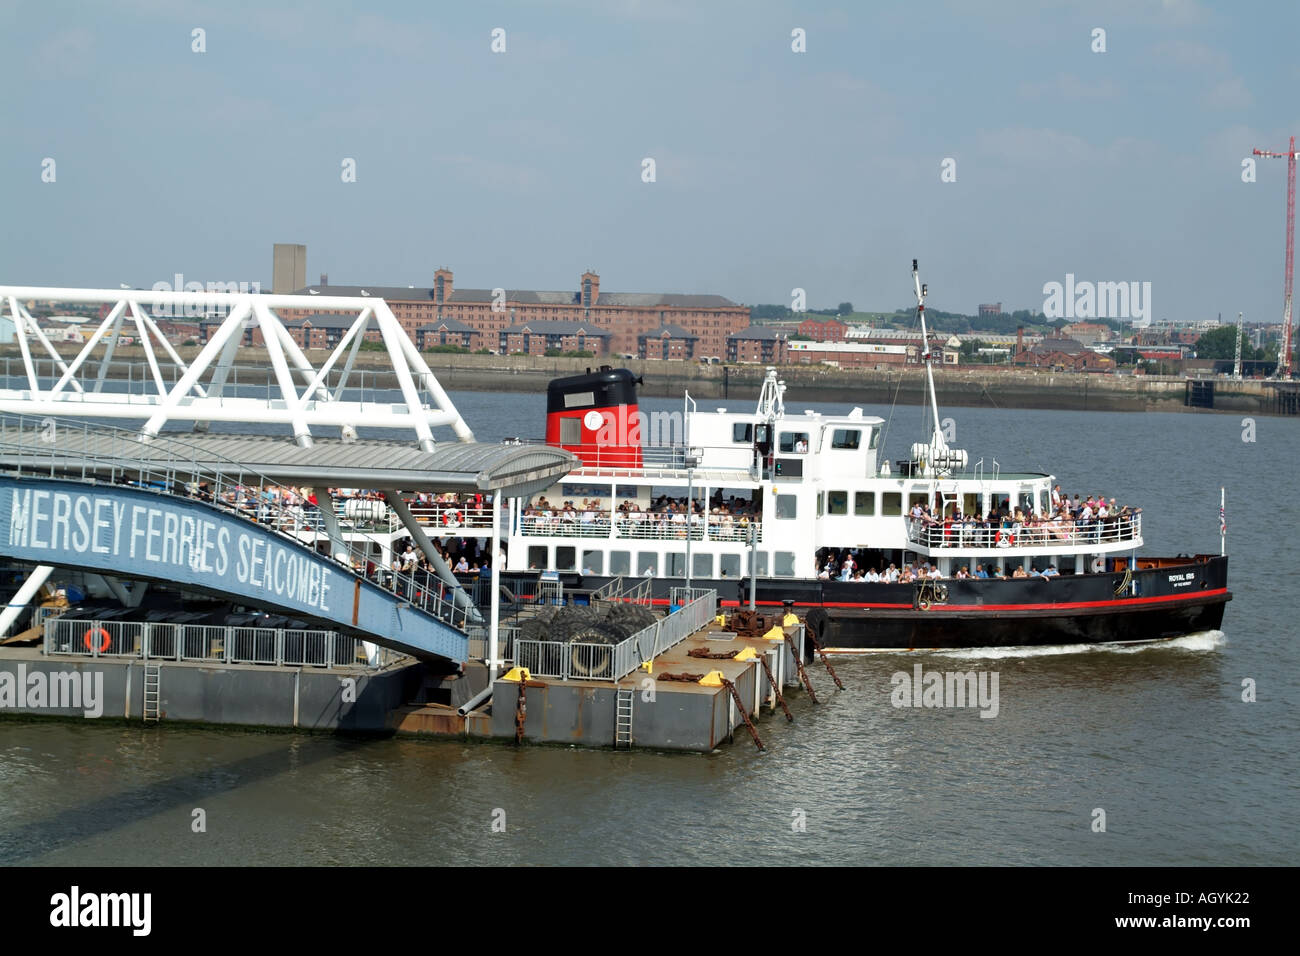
786;340;912;367
272;243;307;294
1060;321;1115;346
266;268;749;358
638;324;698;360
728;326;788;363
796;317;848;341
1013;336;1115;370
498;321;612;356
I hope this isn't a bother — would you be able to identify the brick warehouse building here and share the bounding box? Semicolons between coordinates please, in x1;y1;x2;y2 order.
255;269;750;357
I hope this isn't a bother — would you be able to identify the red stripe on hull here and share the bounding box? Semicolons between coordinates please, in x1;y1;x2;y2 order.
715;588;1229;614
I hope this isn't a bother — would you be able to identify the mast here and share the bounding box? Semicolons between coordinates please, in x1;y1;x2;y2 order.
908;260;968;480
913;259;945;448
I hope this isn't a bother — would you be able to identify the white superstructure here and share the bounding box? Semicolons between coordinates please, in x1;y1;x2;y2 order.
503;262;1144;582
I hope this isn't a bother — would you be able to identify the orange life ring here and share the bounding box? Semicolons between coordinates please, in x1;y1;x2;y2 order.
83;627;110;653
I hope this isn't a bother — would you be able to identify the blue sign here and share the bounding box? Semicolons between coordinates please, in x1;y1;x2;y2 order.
0;477;466;662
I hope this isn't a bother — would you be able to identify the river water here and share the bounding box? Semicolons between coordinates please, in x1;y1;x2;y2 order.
1;389;1295;865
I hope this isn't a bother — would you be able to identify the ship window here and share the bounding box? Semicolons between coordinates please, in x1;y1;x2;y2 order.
610;550;631;575
581;550;603;575
556;546;576;571
560;418;581;444
563;391;594;408
720;553;741;577
882;493;902;516
748;551;769;576
779;432;810;454
527;546;548;570
667;552;686;576
775;495;797;519
964;493;980;516
732;423;753;443
774;552;796;576
692;553;713;577
637;552;659;576
855;491;875;516
816;493;823;517
828;491;848;516
868;429;879;450
909;492;928;510
831;429;860;450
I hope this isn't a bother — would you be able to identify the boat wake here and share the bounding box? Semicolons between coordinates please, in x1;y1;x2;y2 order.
931;630;1226;660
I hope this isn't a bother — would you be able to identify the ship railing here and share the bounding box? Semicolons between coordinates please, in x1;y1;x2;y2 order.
590;576;625;601
0;414;475;636
43;618;396;668
508;441;719;469
518;515;762;543
905;513;1142;551
513;590;716;683
466;624;518;664
408;504;495;531
670;586;714;607
621;577;653;606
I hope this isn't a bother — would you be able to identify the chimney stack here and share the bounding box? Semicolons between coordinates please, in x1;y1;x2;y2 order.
1016;326;1024;355
320;273;328;287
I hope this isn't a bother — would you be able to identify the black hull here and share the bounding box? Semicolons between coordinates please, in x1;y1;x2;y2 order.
553;555;1231;651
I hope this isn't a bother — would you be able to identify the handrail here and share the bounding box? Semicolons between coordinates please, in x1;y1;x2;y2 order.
0;414;473;632
905;512;1142;551
518;515;762;542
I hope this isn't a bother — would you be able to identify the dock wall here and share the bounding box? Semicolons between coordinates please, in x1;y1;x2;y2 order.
489;664;762;752
0;654;416;731
19;346;1292;416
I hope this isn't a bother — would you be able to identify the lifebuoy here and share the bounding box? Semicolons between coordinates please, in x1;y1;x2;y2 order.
83;627;110;653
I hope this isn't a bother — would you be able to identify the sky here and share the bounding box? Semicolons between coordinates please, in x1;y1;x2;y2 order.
3;0;1298;324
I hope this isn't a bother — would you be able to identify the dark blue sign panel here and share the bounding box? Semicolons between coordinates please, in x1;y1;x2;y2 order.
0;477;466;662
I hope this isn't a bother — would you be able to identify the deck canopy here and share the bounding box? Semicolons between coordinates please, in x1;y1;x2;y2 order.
0;428;577;498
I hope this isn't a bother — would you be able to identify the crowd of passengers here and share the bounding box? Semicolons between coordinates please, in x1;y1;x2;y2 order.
187;482;489;527
907;486;1141;546
182;480;498;617
817;550;1072;582
520;493;760;537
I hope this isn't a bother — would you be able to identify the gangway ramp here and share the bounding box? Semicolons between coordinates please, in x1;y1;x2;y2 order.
0;417;577;664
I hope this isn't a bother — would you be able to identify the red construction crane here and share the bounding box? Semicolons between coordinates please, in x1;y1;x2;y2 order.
1253;135;1298;379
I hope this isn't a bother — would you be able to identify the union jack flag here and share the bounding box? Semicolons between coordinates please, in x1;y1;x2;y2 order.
1220;503;1226;535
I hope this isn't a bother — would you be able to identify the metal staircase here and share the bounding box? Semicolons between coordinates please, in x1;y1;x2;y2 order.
143;663;161;722
614;687;634;749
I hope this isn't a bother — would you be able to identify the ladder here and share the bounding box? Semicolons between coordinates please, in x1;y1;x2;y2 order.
614;687;634;749
143;663;161;723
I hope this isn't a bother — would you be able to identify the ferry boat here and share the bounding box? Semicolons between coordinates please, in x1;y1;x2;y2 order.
497;261;1231;651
